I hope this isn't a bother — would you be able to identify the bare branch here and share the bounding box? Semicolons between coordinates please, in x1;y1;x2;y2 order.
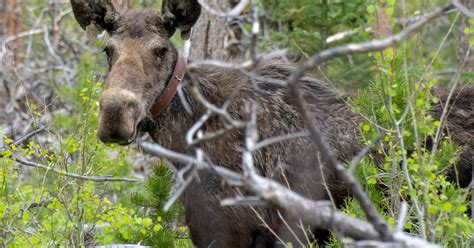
253;131;309;151
396;202;409;232
197;0;250;18
452;0;474;18
139;142;439;247
0;126;48;159
186;68;246;128
14;158;138;183
186;110;212;145
348;133;382;174
4;29;44;44
220;196;267;207
0;125;48;152
164;164;197;211
287;69;393;241
139;142;243;186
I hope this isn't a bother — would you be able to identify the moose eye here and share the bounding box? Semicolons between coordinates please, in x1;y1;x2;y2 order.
155;47;168;58
103;46;113;57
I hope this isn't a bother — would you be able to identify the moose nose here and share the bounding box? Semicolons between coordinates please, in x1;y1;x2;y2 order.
96;89;144;145
97;126;133;144
97;106;134;144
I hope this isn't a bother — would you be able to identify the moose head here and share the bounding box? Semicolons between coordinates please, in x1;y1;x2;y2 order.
70;0;201;145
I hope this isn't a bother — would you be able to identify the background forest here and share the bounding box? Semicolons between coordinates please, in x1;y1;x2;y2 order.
0;0;472;247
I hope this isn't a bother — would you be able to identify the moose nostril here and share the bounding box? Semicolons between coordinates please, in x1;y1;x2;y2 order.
97;129;131;144
108;132;124;142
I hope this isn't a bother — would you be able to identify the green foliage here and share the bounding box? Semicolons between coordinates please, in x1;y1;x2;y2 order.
110;165;186;247
1;54;130;246
345;2;473;246
265;1;474;246
0;36;182;248
260;0;373;88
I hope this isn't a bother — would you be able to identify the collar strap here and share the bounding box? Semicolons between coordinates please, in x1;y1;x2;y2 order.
149;55;186;117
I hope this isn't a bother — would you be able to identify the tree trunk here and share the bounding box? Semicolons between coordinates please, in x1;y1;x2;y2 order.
113;0;133;13
0;0;21;63
457;0;473;74
189;0;242;60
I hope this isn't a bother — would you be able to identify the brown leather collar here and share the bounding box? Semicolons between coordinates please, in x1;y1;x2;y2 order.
149;55;186;117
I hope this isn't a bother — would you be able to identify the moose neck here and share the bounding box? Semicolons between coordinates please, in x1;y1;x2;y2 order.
149;48;186;117
149;64;238;152
147;62;195;152
147;58;354;158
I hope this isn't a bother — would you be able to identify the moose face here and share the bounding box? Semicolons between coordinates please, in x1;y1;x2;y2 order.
97;10;177;144
69;0;201;145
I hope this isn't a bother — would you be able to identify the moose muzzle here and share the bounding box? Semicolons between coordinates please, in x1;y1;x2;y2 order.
97;89;145;145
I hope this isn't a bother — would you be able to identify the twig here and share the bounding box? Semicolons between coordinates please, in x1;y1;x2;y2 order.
276;211;306;247
253;131;309;151
14;158;138;182
452;0;474;18
187;127;238;147
139;142;243;186
4;29;44;44
164;164;197;211
396;202;409;232
220;196;266;207
186;68;246;128
198;0;250;18
187;50;287;71
429;52;468;166
0;126;48;156
242;103;259;176
348;133;382;174
186;110;212;145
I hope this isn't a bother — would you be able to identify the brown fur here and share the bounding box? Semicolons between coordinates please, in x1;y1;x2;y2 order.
150;60;361;247
430;87;474;188
70;6;473;248
94;10;362;247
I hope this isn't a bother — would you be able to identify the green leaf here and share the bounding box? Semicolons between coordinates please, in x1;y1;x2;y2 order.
442;202;453;212
153;224;163;232
367;5;376;14
142;217;153;227
367;177;377;185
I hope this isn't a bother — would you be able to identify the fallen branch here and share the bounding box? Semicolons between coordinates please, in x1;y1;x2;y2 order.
139;141;439;247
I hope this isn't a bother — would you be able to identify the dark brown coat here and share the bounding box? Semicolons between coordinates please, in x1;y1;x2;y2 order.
68;2;473;247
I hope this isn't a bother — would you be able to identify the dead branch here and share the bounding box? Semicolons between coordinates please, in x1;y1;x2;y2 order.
139;141;439;247
452;0;474;18
197;0;250;18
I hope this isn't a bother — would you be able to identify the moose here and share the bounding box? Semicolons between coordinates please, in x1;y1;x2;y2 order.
69;0;472;247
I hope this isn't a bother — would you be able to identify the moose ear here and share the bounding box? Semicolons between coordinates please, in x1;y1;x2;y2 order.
70;0;120;34
161;0;201;39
